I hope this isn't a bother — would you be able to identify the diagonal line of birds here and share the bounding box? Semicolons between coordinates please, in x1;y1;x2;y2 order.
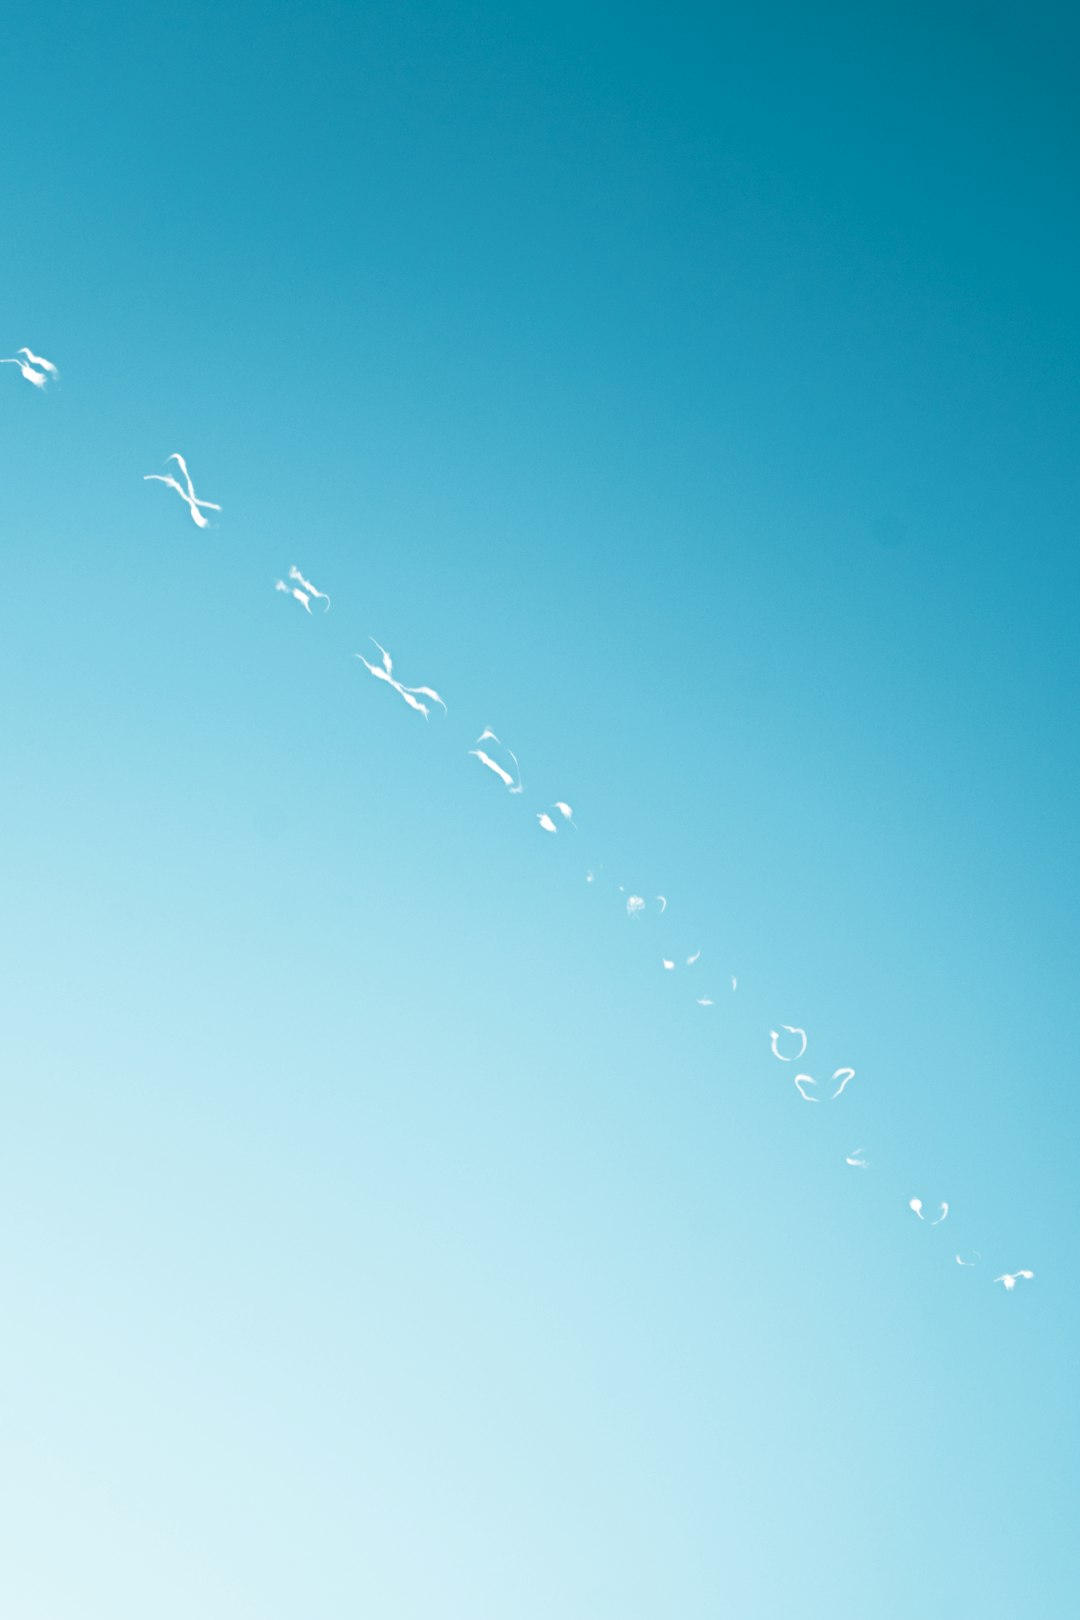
5;344;1036;1298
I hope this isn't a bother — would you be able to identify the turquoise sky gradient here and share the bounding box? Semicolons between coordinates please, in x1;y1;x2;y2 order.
2;3;1078;1615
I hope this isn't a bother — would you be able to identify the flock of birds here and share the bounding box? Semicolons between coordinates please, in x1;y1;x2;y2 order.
5;349;1035;1297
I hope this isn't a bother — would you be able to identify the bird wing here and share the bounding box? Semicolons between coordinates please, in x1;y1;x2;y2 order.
470;749;514;787
404;684;446;713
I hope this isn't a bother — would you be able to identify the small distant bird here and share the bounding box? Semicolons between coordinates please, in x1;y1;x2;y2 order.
553;801;574;824
585;869;596;882
909;1199;948;1224
144;453;221;528
537;812;557;833
831;1067;856;1099
696;997;715;1007
355;638;446;718
656;895;667;912
793;1074;819;1103
770;1026;807;1061
275;566;330;614
686;949;701;965
955;1253;980;1267
626;895;645;916
994;1270;1034;1291
662;958;675;970
846;1148;868;1168
18;346;59;377
470;729;523;792
2;355;48;388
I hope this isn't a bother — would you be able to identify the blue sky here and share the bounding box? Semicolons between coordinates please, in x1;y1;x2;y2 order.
2;2;1078;1615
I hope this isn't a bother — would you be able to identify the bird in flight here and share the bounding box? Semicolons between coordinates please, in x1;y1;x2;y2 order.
2;352;53;388
469;729;523;793
275;566;330;613
994;1270;1034;1291
626;895;645;916
909;1199;949;1224
355;639;446;718
770;1026;808;1061
144;453;221;528
18;346;59;377
537;812;558;833
955;1253;980;1267
845;1148;869;1168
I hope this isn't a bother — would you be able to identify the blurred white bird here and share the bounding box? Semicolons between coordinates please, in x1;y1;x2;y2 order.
553;801;574;824
537;812;557;833
662;958;675;970
831;1067;856;1098
276;580;313;611
144;453;221;528
793;1074;819;1103
17;346;59;377
276;566;330;614
469;729;522;792
845;1148;868;1168
994;1270;1034;1290
686;949;701;965
289;565;330;610
696;997;715;1007
1;355;48;388
626;895;645;916
656;895;667;912
770;1026;807;1061
955;1253;980;1267
355;639;446;718
909;1199;948;1224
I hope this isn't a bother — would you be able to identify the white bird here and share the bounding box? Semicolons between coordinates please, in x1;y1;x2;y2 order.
831;1067;856;1099
686;950;701;965
656;895;667;912
994;1270;1034;1291
276;580;313;611
276;567;330;614
288;565;330;610
731;976;738;991
909;1199;948;1224
17;346;59;377
144;453;221;528
1;356;48;388
553;801;574;824
355;639;446;718
471;749;514;787
537;812;557;833
697;997;715;1007
770;1026;807;1061
662;958;675;970
793;1074;819;1103
626;895;645;916
469;730;523;793
846;1148;868;1168
585;869;596;882
955;1253;980;1267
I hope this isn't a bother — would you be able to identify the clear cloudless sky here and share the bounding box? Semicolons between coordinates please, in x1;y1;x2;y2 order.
2;2;1078;1615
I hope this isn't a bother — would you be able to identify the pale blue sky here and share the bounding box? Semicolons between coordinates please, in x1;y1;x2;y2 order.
2;3;1078;1615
